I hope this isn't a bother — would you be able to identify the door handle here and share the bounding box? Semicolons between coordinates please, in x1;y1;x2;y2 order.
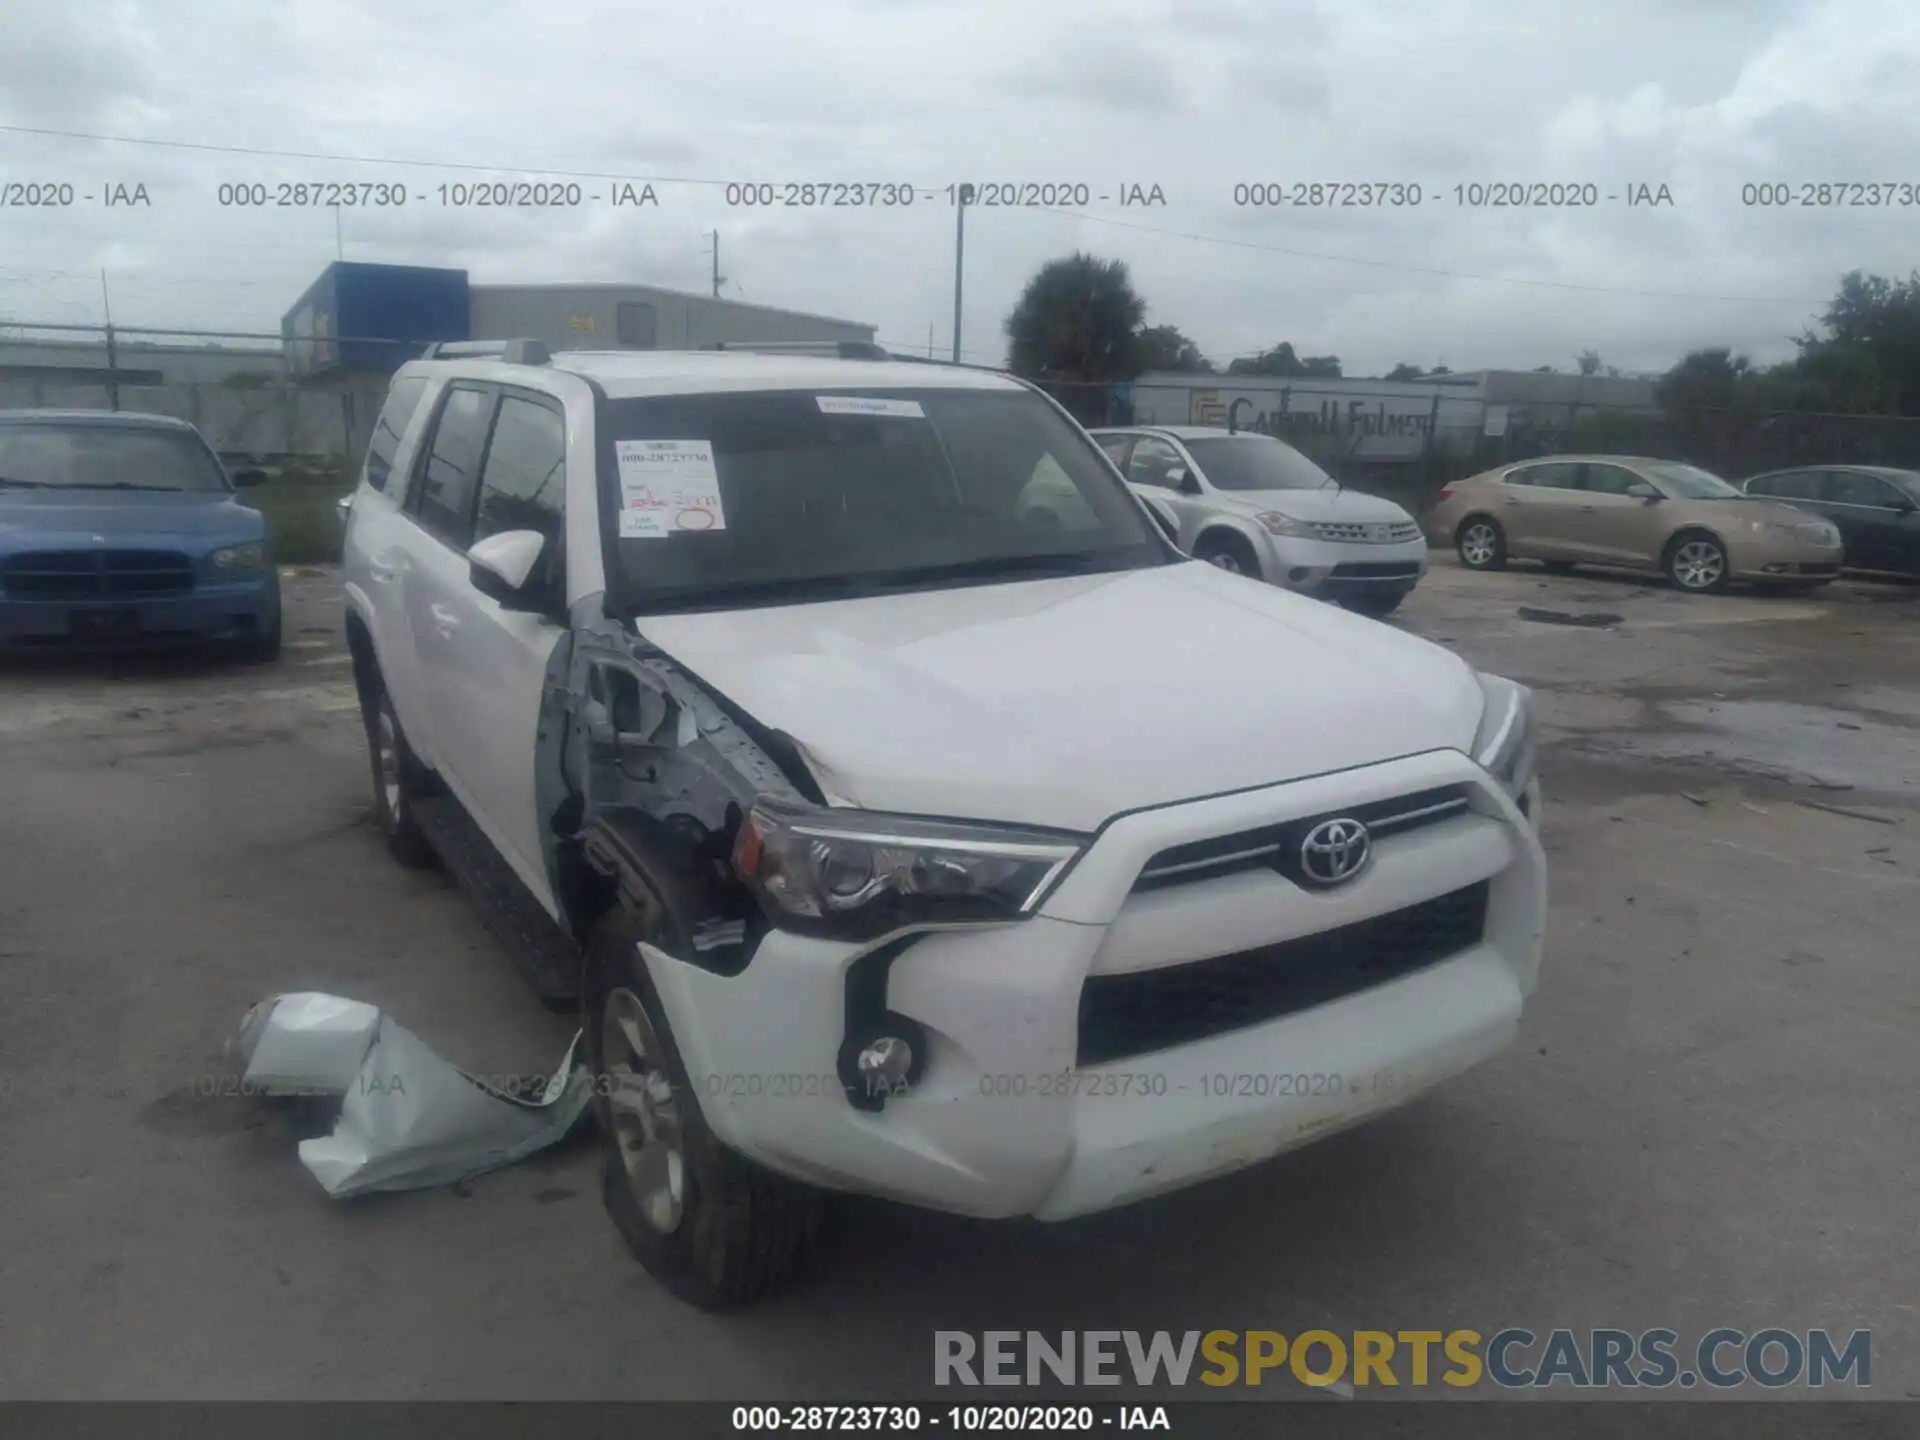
428;602;460;637
1502;496;1520;506
368;560;397;584
1577;505;1597;513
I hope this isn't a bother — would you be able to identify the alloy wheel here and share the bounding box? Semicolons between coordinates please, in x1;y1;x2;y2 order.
601;986;687;1235
1460;523;1498;567
1208;550;1244;574
375;708;402;821
1672;539;1726;591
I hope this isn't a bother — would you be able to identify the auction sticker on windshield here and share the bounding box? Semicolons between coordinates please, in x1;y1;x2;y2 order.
815;395;926;418
615;439;726;538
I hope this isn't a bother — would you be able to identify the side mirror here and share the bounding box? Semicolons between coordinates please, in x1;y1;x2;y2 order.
1890;496;1917;515
1175;468;1200;494
467;529;551;612
230;467;268;488
1627;481;1661;501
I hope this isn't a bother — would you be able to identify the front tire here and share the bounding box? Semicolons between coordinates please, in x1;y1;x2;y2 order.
584;903;826;1310
365;685;436;868
1665;531;1730;594
1193;531;1260;577
1456;516;1507;571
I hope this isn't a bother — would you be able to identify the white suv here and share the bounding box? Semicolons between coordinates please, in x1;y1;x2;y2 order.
339;341;1547;1309
1089;426;1430;616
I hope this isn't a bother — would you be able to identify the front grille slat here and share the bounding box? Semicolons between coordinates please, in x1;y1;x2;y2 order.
1077;881;1490;1065
3;549;193;598
1133;784;1470;892
1310;520;1422;544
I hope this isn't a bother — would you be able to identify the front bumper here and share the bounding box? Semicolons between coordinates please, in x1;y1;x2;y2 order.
0;574;280;651
1255;533;1431;599
643;750;1547;1220
1725;529;1845;582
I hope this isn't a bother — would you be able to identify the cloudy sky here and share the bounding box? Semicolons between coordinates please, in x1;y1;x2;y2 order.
3;0;1917;376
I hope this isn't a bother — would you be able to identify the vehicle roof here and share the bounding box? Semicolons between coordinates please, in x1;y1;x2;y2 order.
1091;424;1257;440
1746;462;1920;480
401;350;1029;401
0;408;200;431
1487;454;1694;468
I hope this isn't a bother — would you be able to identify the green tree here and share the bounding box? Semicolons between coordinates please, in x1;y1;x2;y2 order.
1136;324;1214;373
1004;254;1147;381
1228;342;1342;378
1383;362;1424;381
1577;350;1602;377
1789;269;1920;414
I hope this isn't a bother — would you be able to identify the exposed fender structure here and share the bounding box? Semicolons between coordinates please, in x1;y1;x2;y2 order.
536;598;813;975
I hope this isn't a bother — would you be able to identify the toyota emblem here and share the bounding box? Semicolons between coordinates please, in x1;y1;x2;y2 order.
1299;817;1371;887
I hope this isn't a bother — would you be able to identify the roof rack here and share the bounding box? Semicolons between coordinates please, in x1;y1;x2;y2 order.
420;339;550;365
706;340;892;360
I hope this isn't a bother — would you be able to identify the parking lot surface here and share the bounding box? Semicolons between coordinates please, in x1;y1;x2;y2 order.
1;558;1916;1399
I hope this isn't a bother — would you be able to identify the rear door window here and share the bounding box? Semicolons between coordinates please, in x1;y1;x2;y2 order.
363;376;429;494
407;384;497;547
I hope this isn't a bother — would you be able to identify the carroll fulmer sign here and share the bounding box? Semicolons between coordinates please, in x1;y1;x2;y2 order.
1129;378;1482;462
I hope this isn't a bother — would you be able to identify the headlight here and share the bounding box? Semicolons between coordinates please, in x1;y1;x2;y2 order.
210;541;267;571
1256;510;1315;537
731;798;1083;939
1472;671;1539;801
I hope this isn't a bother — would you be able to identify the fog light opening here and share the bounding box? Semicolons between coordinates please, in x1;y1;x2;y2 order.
1289;567;1311;584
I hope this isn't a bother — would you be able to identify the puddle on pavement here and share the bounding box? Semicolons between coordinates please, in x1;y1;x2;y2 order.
1578;697;1920;797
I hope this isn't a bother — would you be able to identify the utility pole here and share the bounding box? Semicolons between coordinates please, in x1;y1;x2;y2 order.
709;231;724;298
927;321;934;358
951;184;974;362
100;269;120;412
334;205;344;261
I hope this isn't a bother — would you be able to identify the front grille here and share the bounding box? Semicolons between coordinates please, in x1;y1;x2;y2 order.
1310;520;1422;544
1076;881;1490;1065
1133;784;1471;893
2;549;193;598
1330;561;1423;580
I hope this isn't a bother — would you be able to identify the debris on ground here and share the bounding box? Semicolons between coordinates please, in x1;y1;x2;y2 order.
1793;798;1899;826
1680;792;1709;807
231;992;592;1199
1516;607;1624;628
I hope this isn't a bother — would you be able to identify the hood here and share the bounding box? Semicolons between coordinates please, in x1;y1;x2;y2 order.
1706;496;1837;531
1206;487;1415;524
0;490;262;548
636;561;1483;832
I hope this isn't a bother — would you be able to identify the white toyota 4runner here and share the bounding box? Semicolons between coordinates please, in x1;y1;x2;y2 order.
340;340;1547;1310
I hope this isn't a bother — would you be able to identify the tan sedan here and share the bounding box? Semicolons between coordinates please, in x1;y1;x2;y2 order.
1426;455;1845;593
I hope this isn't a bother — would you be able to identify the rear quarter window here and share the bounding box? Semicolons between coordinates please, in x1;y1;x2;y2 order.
363;376;430;493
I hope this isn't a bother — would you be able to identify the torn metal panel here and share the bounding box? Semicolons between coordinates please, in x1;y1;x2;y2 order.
233;992;591;1199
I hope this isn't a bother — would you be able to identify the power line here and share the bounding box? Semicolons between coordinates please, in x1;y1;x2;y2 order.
1029;208;1831;306
0;122;733;188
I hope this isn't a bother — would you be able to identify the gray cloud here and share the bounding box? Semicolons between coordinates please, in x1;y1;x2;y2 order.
3;0;1914;375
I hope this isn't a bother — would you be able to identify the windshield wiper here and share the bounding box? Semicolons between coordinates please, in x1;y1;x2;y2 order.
61;482;183;493
628;551;1126;615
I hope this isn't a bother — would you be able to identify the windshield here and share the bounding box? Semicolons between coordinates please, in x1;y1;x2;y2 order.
1181;434;1333;491
601;388;1170;613
1644;460;1744;500
0;423;230;493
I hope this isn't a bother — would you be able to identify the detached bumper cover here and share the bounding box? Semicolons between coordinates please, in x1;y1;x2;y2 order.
643;748;1547;1220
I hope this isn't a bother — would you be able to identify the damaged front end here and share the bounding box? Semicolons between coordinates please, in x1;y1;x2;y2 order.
540;607;823;978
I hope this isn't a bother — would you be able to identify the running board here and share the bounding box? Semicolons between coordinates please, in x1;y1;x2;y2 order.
411;793;582;1005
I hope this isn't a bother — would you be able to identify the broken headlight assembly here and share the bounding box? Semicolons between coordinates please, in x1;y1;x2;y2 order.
731;797;1083;939
1471;671;1540;804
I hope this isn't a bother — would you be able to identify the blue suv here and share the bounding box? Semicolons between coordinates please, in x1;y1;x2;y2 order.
0;410;282;658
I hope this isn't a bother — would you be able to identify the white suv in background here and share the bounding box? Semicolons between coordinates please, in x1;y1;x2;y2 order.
1090;425;1430;616
339;340;1547;1310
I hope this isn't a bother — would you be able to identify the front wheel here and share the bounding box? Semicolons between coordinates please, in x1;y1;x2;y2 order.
1456;517;1507;571
1665;532;1730;594
365;685;436;868
1194;532;1260;577
584;904;826;1310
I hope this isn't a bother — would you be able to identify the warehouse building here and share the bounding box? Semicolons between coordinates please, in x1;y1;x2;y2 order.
280;262;875;376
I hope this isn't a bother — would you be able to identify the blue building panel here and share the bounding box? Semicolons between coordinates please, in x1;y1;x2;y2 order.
282;263;470;375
